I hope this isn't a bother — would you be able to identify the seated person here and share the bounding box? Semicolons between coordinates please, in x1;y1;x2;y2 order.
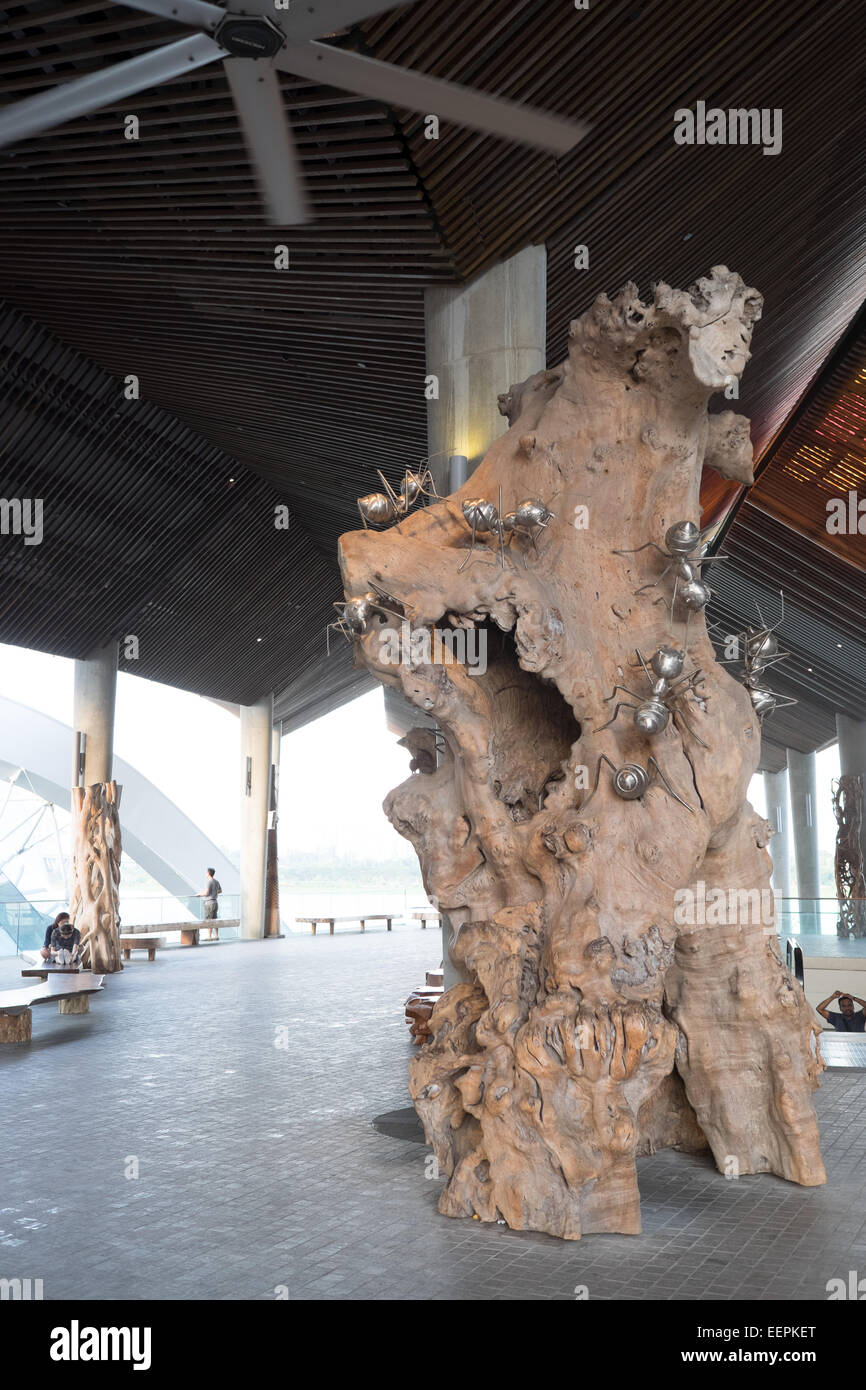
816;989;866;1032
49;917;81;967
41;911;72;961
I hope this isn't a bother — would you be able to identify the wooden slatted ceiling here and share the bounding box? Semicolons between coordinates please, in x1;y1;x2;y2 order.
749;339;866;572
0;0;864;742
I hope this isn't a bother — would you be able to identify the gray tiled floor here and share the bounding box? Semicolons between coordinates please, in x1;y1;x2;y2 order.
0;931;864;1301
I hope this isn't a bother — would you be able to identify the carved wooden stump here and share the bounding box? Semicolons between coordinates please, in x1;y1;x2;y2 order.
70;781;123;974
338;267;825;1239
58;995;89;1015
0;1009;32;1043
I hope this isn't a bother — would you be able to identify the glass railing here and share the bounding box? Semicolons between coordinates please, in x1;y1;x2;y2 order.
776;898;866;938
0;886;436;955
0;893;242;957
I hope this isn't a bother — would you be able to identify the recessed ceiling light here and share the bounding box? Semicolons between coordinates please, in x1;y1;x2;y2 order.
256;637;263;643
837;643;842;648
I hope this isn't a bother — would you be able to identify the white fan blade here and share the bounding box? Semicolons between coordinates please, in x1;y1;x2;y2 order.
224;57;309;225
120;0;224;31
276;41;590;154
0;34;224;149
225;1;403;43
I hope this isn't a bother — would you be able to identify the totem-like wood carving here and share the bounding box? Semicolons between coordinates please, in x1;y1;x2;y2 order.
70;781;123;974
338;267;825;1238
833;775;866;938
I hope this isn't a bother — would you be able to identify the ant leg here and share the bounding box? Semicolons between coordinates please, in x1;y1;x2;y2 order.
580;754;617;811
634;648;653;684
376;469;401;510
636;563;674;595
613;542;669;558
603;683;644;703
594;702;638;732
457;518;479;573
669;570;680;626
357;500;370;531
673;708;709;749
647;757;694;813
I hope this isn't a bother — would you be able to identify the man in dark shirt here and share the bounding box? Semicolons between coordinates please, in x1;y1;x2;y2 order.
817;990;866;1033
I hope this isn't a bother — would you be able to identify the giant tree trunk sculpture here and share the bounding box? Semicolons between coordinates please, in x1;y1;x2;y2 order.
339;266;825;1239
70;781;123;974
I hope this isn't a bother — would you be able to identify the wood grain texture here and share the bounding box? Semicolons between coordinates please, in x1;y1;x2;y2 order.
338;267;826;1238
70;781;123;975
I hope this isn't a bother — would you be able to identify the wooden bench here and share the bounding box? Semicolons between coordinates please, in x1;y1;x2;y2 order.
412;911;441;929
0;972;105;1043
120;934;164;962
116;919;240;947
297;914;398;935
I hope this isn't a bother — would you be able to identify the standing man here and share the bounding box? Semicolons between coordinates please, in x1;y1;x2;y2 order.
198;868;222;941
816;989;866;1032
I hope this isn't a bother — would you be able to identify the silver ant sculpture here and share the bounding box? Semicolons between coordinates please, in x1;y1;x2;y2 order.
458;486;555;572
595;643;708;746
326;582;404;652
614;520;727;623
581;754;694;813
357;465;440;529
712;593;798;721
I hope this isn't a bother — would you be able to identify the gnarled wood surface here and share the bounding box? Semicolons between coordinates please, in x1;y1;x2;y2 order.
338;267;825;1239
70;781;123;975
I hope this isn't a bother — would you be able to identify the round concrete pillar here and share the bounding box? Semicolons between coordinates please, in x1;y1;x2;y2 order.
240;694;273;940
72;642;117;793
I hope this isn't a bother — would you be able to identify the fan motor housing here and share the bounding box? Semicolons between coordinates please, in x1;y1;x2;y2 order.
215;15;285;59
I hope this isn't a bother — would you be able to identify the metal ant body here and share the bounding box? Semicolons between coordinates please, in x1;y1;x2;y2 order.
459;488;554;571
582;754;693;813
595;644;708;746
358;466;440;529
712;594;797;721
327;583;403;652
614;520;726;622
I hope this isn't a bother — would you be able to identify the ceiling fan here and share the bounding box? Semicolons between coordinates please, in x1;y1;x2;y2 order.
0;0;590;225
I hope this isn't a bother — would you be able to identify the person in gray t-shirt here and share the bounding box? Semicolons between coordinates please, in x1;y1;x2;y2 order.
199;867;222;939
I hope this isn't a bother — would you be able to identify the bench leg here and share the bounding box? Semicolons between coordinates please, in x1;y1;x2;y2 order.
360;919;365;932
387;918;392;931
0;1009;31;1043
329;920;335;935
311;923;316;935
148;948;156;962
123;948;131;960
59;996;89;1015
180;928;199;947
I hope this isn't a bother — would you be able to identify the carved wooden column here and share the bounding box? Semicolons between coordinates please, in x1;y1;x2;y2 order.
70;781;123;974
338;266;825;1239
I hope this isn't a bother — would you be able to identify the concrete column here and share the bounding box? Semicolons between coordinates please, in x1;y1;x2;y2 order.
425;244;546;985
837;713;866;868
425;243;547;489
763;768;792;900
787;749;821;932
264;725;282;938
240;694;273;940
72;642;117;794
